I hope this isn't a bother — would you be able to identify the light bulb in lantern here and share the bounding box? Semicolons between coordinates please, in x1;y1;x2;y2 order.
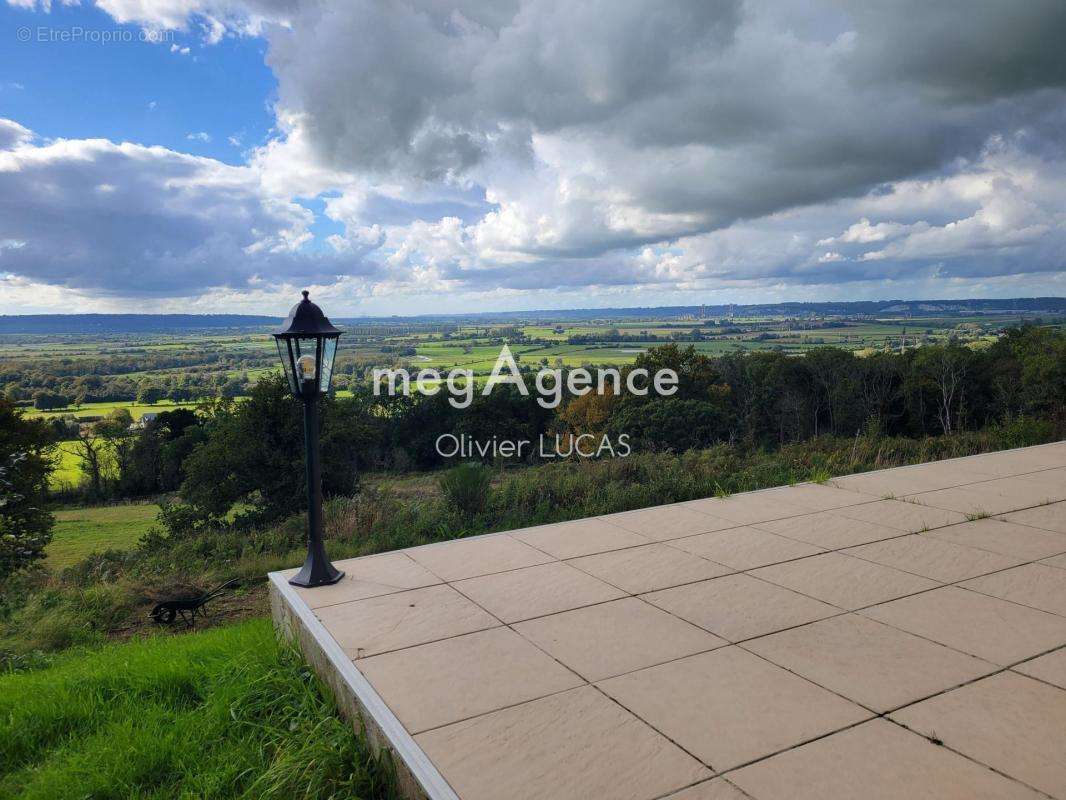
296;354;316;381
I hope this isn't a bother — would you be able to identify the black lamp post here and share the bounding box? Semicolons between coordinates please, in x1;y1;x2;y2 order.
273;290;345;588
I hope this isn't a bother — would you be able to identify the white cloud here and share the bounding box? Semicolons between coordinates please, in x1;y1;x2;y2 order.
186;131;211;142
4;0;1066;311
0;120;379;298
0;119;33;150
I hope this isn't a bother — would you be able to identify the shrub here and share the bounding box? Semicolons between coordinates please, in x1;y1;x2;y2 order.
438;462;492;517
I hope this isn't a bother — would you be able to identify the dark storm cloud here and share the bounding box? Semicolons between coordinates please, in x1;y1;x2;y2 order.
261;0;1066;258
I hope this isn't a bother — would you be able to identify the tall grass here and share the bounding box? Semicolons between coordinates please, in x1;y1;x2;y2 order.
0;417;1057;663
0;619;397;800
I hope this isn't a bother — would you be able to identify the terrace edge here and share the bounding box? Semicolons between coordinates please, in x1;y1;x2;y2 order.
268;573;459;800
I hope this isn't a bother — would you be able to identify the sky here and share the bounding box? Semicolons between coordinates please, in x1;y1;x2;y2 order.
1;0;1065;316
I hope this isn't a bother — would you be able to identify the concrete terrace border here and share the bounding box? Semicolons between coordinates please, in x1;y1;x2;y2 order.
269;574;459;800
268;440;1066;800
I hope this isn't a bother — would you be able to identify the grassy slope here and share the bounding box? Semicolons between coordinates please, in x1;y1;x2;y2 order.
47;504;160;569
0;619;397;800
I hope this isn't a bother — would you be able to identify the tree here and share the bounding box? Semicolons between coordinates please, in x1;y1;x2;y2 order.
0;398;55;577
856;352;902;434
136;384;164;405
72;427;107;498
32;391;69;411
181;375;364;520
914;344;973;435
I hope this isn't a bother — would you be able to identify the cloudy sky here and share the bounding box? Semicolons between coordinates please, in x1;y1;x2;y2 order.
2;0;1065;315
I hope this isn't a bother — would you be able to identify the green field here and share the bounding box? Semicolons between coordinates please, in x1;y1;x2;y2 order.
50;441;85;489
0;620;396;800
25;399;205;422
4;313;1061;429
47;503;160;569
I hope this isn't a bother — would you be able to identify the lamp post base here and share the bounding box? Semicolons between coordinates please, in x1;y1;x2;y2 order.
289;563;345;588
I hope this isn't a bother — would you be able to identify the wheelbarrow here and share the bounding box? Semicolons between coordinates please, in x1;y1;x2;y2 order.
149;578;239;627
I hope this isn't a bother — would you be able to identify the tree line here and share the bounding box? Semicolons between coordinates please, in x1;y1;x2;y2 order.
149;325;1066;524
1;325;1061;575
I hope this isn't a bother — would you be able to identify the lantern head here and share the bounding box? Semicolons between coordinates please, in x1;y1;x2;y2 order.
272;290;342;398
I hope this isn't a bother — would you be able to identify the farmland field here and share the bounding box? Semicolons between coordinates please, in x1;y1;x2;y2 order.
25;399;206;422
47;503;160;569
3;306;1062;428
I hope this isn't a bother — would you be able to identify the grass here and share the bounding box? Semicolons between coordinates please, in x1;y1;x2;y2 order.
47;503;160;570
25;400;206;422
0;619;398;800
50;441;86;490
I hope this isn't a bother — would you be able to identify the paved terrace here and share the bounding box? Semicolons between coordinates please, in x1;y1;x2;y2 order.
270;442;1066;800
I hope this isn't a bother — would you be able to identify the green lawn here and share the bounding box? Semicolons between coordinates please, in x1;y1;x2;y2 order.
47;503;160;569
0;620;397;800
25;399;205;421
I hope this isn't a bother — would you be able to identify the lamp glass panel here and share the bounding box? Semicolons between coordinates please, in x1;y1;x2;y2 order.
319;337;337;393
275;338;297;393
294;337;319;384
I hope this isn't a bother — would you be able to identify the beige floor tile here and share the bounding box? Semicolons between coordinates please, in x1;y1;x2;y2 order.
406;534;552;581
604;505;739;541
513;518;648;559
891;672;1066;799
644;574;840;641
907;486;1030;516
663;779;750;800
415;685;710;800
1044;553;1066;569
829;471;932;496
755;483;880;511
835;499;967;532
1013;467;1066;491
514;597;726;681
758;511;903;549
1002;501;1066;534
685;495;811;525
355;627;582;733
287;552;440;609
961;448;1066;476
568;543;732;594
751;552;938;611
315;584;499;658
845;534;1023;583
453;561;624;623
830;464;997;496
669;527;823;570
598;647;869;772
861;585;1066;665
729;719;1044;800
924;518;1066;560
1013;647;1066;689
744;614;996;712
962;563;1066;616
981;475;1066;504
